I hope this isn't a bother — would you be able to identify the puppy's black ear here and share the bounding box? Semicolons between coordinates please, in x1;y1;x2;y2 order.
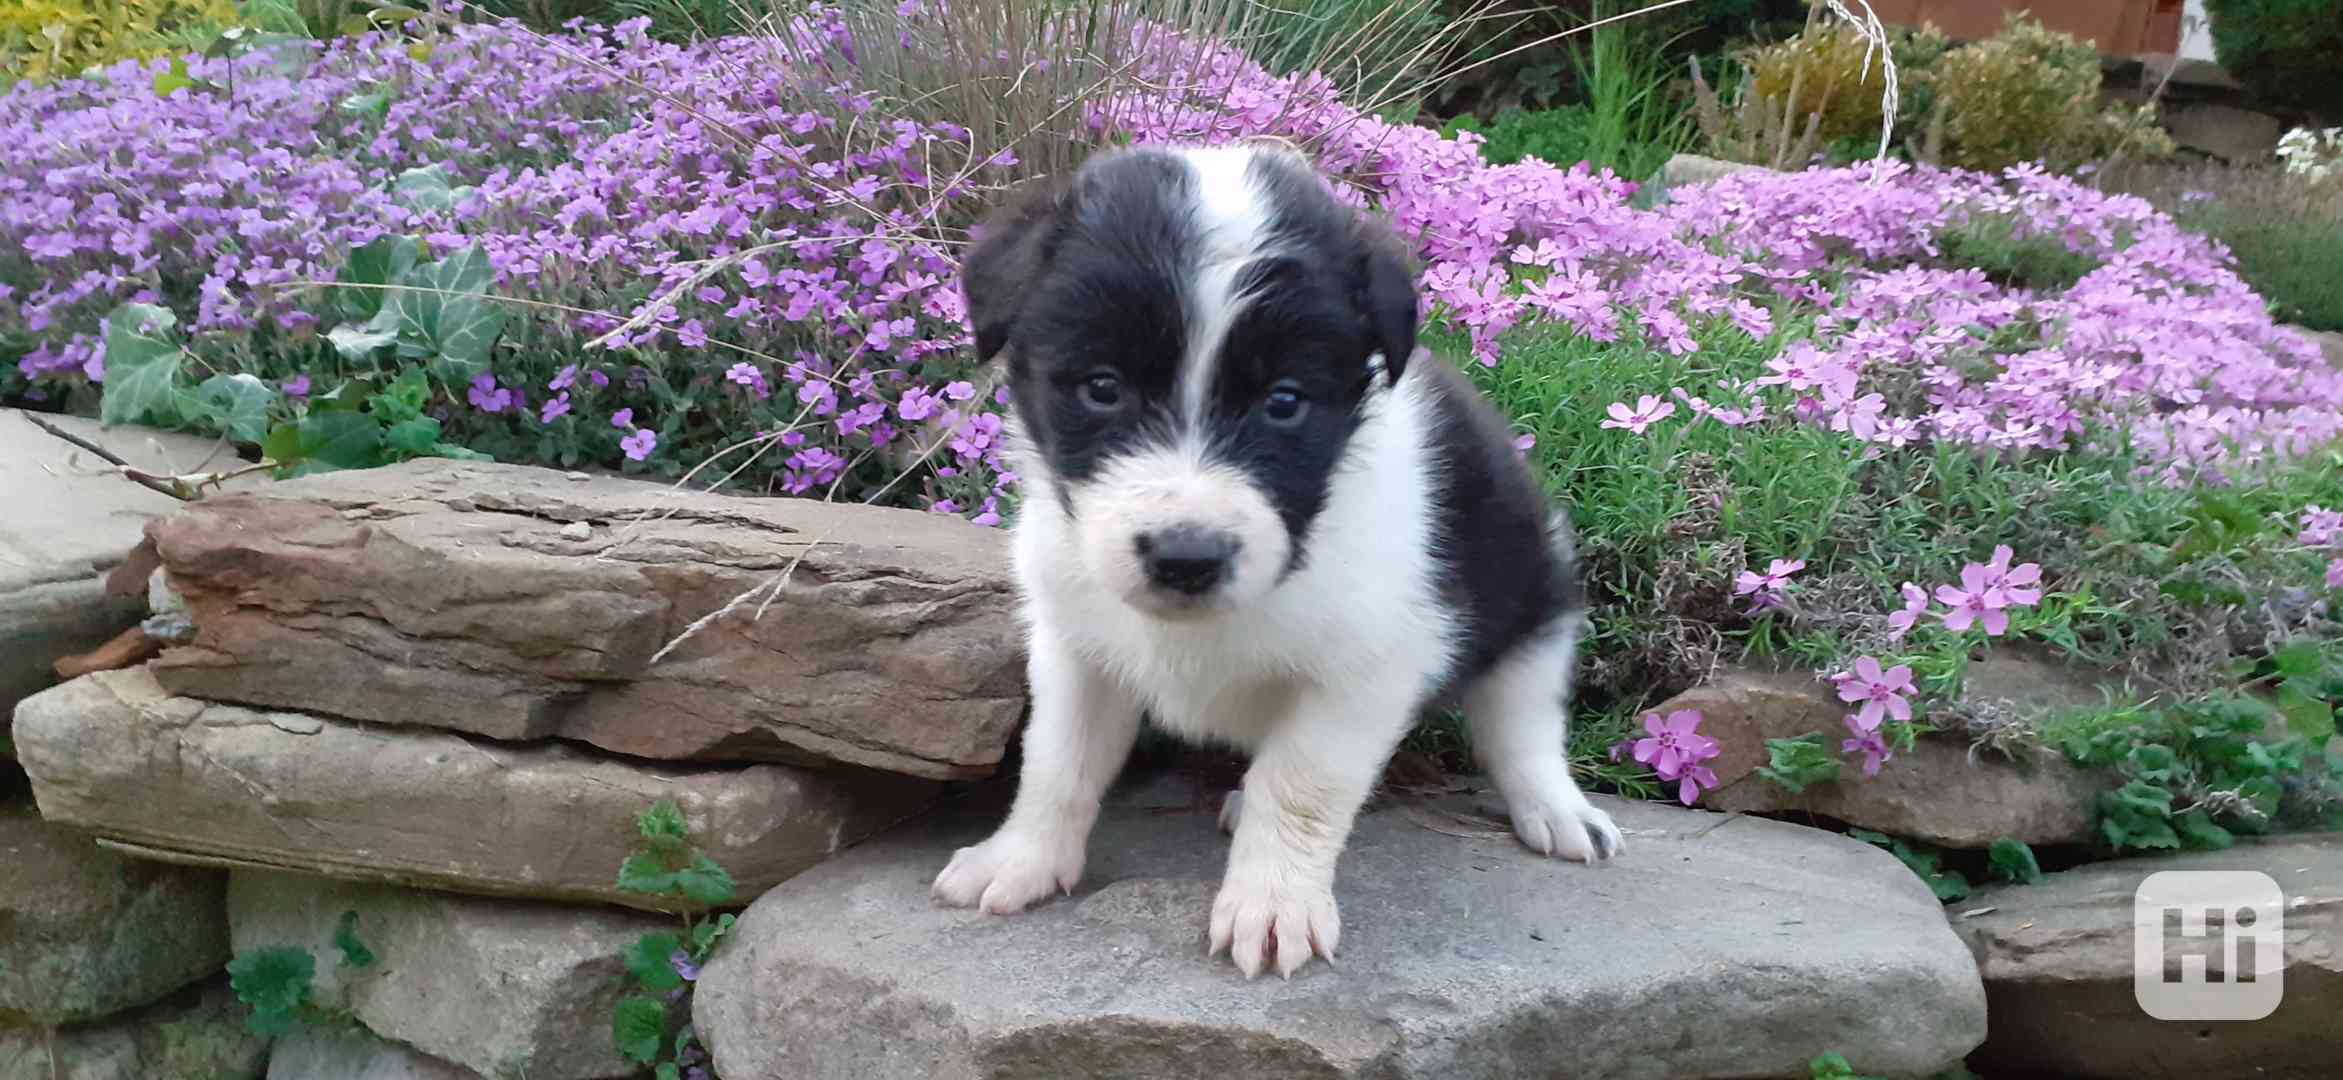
962;177;1070;363
1350;211;1420;385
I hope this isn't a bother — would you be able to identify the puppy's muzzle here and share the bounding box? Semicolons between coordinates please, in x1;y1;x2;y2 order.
1135;525;1242;597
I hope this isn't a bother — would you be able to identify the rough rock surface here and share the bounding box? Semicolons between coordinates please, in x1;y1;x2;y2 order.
15;668;936;911
229;870;663;1080
0;411;258;719
694;775;1987;1080
2165;103;2284;162
268;1026;488;1080
0;980;268;1080
1956;836;2342;1079
1664;666;2111;847
1658;152;1767;187
145;457;1025;779
0;803;229;1025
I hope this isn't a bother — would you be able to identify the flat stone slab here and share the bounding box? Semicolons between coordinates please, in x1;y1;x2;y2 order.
1665;667;2111;848
0;410;258;719
268;1026;488;1080
15;667;937;912
143;457;1024;779
0;803;229;1025
1956;836;2343;1079
0;979;267;1080
694;775;1987;1079
230;870;666;1080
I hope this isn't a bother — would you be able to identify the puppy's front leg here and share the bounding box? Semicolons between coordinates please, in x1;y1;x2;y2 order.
1210;681;1414;979
932;624;1139;914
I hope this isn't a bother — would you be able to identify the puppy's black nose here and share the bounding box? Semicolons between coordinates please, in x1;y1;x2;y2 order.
1136;526;1240;596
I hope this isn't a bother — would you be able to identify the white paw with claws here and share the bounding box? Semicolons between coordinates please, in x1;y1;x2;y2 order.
931;830;1083;915
1501;781;1623;862
1208;853;1340;979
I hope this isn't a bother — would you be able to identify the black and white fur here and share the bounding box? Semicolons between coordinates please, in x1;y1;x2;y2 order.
931;141;1620;979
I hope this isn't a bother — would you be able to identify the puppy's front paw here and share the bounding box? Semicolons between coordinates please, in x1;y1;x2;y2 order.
1207;857;1339;979
1504;783;1624;862
1216;790;1242;835
931;831;1082;915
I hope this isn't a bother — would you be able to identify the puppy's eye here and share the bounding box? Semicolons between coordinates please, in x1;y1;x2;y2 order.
1081;372;1122;412
1263;384;1308;426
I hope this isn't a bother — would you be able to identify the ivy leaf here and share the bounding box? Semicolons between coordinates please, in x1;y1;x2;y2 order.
339;235;421;321
98;303;186;428
392;165;469;215
690;912;736;953
189;373;276;444
227;946;315;1033
627;932;685;992
1987;838;2043;885
334;910;377;970
327;322;402;363
389;246;505;383
296;412;386;471
611;995;669;1065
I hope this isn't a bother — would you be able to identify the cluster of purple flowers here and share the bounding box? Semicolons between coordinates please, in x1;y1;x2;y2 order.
5;11;2341;522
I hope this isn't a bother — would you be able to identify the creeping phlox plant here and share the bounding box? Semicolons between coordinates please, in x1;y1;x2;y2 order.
5;9;2341;514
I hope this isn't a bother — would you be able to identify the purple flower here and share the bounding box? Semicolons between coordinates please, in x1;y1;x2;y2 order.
1834;656;1916;730
549;365;578;392
1734;558;1806;609
942;380;976;401
1841;716;1893;777
1885;582;1929;641
670;949;701;982
540;393;571;423
1937;565;2011;635
620;428;657;461
2299;506;2343;548
1977;545;2044;606
1631;709;1718;784
1599;395;1676;434
467;374;514;414
610;408;634;430
281;374;311;400
2328;556;2343;590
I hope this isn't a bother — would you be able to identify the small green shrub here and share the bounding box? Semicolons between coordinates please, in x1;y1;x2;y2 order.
1925;13;2172;172
2205;0;2343;115
0;0;241;81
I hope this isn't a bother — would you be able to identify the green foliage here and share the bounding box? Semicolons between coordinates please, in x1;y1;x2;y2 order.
225;909;375;1036
1849;829;1970;902
1;0;243;82
1936;214;2103;293
2061;693;2334;853
2175;191;2343;332
1987;837;2043;885
2204;0;2343;114
1923;13;2172;172
225;946;313;1037
1756;733;1842;794
1809;1052;1885;1080
612;799;739;1076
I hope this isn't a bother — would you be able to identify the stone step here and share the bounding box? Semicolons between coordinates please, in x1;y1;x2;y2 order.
140;456;1025;779
693;775;1988;1079
13;667;938;912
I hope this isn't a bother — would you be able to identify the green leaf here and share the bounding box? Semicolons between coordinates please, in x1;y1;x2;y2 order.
611;995;668;1065
152;57;195;97
616;853;678;897
690;912;735;953
2272;640;2325;679
384;417;443;458
637;800;691;846
427;442;494;462
627;932;686;992
339;88;393;120
1755;734;1842;795
334;910;377;970
674;854;737;907
189;373;276;444
227;946;315;1027
98;303;186;428
388;246;505;382
1988;838;2043;885
392;165;468;215
655;1065;682;1080
293;412;386;471
339;236;421;321
326;322;401;362
2175;810;2235;851
2275;681;2336;743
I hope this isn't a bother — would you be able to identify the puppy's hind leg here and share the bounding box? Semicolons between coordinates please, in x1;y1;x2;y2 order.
1463;615;1623;862
933;623;1141;914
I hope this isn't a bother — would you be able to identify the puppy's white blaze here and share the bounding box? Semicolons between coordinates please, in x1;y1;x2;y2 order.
1173;145;1278;429
1012;359;1457;751
1066;437;1290;614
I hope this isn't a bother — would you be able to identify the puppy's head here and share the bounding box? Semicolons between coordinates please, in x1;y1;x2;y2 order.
963;142;1419;618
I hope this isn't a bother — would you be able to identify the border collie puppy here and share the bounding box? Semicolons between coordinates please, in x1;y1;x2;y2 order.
932;140;1620;979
